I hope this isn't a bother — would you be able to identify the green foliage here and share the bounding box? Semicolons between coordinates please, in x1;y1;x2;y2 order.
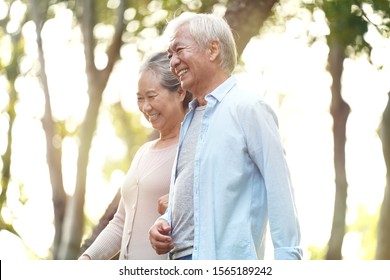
306;0;390;54
365;0;390;37
346;205;380;260
307;205;380;260
307;245;328;260
0;0;27;240
306;0;367;51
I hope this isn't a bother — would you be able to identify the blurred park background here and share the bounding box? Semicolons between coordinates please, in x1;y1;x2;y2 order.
1;0;390;260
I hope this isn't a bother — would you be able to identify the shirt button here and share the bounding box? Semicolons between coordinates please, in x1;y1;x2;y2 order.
132;204;136;209
128;229;132;234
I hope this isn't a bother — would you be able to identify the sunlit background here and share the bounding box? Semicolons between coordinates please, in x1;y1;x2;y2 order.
0;0;389;260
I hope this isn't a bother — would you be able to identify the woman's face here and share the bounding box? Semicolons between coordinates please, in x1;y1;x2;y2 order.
137;70;183;134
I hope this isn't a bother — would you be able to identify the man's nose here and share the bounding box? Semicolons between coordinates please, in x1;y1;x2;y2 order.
170;53;180;70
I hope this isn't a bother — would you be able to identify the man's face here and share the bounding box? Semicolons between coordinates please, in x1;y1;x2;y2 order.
167;24;210;96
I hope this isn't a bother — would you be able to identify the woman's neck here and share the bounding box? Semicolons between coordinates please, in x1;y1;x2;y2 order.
154;130;179;149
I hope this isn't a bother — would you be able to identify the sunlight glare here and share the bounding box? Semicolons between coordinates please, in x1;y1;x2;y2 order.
0;230;29;260
342;232;363;260
94;49;109;70
104;43;141;112
13;200;54;259
0;75;10;110
7;0;26;34
107;0;120;10
0;35;12;66
0;0;8;20
62;137;78;195
14;76;45;118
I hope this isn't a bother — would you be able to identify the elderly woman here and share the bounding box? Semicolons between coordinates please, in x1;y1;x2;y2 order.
79;52;191;260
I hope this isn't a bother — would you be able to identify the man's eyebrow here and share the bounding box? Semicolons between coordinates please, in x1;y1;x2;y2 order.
168;41;179;51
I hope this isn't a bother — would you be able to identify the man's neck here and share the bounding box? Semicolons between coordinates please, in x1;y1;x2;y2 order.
194;73;230;106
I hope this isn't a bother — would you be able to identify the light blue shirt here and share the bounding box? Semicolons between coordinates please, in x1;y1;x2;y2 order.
163;76;302;260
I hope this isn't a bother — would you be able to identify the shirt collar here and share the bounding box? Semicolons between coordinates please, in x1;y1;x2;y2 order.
206;76;236;103
189;76;237;110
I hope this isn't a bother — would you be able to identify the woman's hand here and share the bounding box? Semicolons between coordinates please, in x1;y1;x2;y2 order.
157;193;169;215
78;254;91;260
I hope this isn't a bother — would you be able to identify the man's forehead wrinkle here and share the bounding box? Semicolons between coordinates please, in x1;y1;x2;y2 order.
168;40;179;52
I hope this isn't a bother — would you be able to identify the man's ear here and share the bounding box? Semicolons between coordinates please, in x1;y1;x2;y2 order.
177;87;186;102
208;40;220;61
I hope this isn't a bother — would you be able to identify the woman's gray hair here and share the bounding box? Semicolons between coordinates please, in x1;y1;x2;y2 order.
139;52;192;109
164;12;237;75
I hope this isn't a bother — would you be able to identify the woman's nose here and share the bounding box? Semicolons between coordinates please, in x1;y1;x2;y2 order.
142;100;152;113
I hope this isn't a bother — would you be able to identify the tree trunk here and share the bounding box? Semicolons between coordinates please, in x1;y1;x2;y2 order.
57;0;126;259
376;92;390;259
30;0;67;259
326;40;350;260
57;82;103;259
224;0;277;56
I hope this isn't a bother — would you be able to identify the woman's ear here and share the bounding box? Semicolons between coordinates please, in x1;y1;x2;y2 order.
208;40;220;61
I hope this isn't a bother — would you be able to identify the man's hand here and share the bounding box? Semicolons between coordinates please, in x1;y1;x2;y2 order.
157;194;169;215
149;219;174;255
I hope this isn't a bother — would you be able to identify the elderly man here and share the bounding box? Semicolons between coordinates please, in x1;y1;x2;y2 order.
149;12;302;260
